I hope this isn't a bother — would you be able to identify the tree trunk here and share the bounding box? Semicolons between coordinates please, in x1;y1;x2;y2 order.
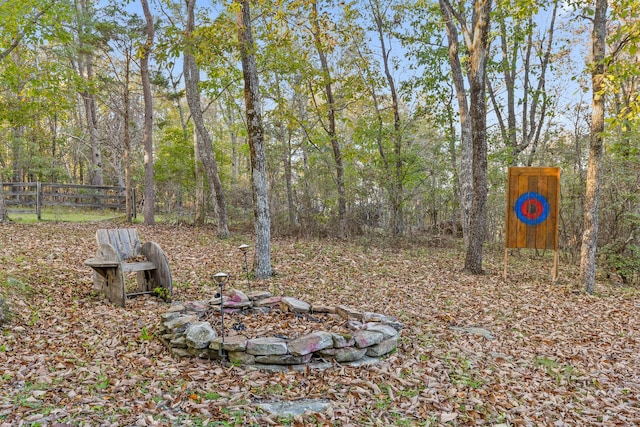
236;0;272;279
310;0;347;238
85;86;103;186
193;132;206;225
464;0;491;274
75;0;103;186
273;73;298;229
140;0;155;225
580;0;607;294
124;48;132;223
439;0;473;249
369;0;404;236
184;0;229;237
222;96;240;188
440;0;492;273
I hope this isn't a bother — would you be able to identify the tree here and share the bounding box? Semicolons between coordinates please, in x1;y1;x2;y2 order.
236;0;272;278
101;10;143;223
0;0;73;223
74;0;104;186
184;0;230;237
365;0;405;236
488;0;561;166
309;0;347;238
439;0;492;273
140;0;155;225
580;0;637;294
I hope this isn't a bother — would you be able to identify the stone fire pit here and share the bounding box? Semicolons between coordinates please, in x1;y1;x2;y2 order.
158;290;402;367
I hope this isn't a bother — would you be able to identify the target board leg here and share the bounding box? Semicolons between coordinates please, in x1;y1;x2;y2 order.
503;248;509;280
552;250;558;282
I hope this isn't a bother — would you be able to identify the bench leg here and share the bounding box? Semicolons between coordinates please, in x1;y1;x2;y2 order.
104;266;126;307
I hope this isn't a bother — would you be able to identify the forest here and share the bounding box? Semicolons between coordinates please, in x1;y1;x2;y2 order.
0;0;639;287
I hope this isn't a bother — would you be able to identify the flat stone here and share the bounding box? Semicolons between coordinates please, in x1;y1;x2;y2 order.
163;314;198;333
166;304;185;313
365;336;399;357
208;296;229;306
246;337;288;355
190;348;220;359
335;305;363;321
161;333;178;342
185;322;218;349
345;320;363;330
288;331;334;356
210;335;248;352
331;333;355;348
320;347;367;362
353;330;384;348
222;300;253;309
229;289;250;303
161;311;182;322
257;399;331;417
383;320;404;331
362;312;389;322
247;290;272;301
228;351;255;365
254;296;283;307
311;304;335;314
250;307;271;315
364;323;399;338
170;336;187;348
255;353;312;365
450;326;495;340
281;297;310;313
183;301;208;313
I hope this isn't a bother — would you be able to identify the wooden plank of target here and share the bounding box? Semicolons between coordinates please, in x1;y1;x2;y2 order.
547;172;560;250
505;169;514;248
536;174;548;248
526;175;538;249
506;168;519;248
516;173;528;248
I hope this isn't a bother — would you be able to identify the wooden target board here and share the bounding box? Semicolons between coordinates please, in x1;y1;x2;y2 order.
505;167;560;250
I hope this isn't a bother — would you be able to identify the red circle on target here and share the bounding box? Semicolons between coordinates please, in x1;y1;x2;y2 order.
521;199;543;220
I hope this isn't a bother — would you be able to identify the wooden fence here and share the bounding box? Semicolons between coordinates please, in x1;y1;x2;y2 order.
1;182;135;220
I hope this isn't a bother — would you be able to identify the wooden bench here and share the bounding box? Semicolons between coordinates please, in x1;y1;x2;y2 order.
84;228;172;307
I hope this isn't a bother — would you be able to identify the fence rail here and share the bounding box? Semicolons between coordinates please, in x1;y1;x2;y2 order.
2;182;135;220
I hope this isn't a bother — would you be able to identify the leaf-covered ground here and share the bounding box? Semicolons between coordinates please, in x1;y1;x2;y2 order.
1;222;639;426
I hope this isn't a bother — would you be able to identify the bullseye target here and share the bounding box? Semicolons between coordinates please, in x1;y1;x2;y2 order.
514;192;550;225
505;167;560;250
505;167;561;280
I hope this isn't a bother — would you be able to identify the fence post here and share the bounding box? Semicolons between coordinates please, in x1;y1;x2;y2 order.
36;182;42;220
132;188;136;219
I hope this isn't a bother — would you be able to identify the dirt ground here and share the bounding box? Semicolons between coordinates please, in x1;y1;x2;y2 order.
1;222;639;426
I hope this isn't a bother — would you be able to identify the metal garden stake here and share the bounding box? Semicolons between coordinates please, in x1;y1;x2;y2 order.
238;244;251;291
213;272;229;360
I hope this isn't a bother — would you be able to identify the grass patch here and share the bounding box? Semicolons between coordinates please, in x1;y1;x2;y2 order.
9;207;131;223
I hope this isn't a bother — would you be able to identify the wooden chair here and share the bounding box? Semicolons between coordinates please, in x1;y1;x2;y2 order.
84;228;172;307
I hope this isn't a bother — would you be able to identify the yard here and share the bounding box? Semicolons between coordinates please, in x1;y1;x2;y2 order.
0;222;638;426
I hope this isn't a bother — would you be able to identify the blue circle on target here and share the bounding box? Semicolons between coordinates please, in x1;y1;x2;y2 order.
514;192;550;225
